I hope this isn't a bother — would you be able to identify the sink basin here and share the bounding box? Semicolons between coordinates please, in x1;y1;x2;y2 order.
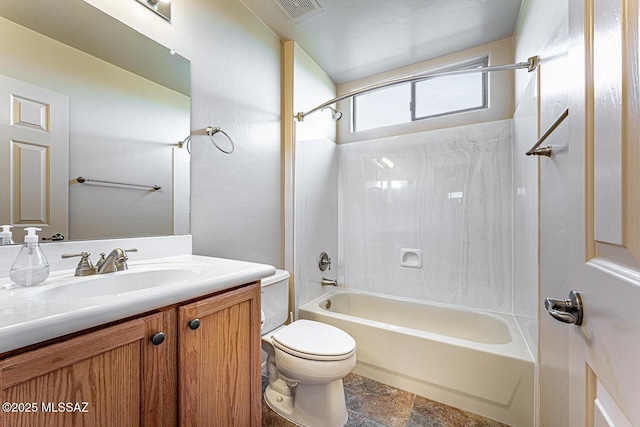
26;263;211;302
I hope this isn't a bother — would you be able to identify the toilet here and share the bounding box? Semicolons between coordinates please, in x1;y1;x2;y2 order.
261;269;356;427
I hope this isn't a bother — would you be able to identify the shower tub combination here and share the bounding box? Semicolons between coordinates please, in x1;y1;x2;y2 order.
299;289;534;427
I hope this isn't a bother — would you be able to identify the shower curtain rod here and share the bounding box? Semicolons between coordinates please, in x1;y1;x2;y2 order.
295;55;539;122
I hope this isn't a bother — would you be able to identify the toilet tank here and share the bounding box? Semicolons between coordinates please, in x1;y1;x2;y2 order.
261;269;290;334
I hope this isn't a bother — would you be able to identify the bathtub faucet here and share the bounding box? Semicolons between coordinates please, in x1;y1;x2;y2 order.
321;277;338;287
319;252;332;271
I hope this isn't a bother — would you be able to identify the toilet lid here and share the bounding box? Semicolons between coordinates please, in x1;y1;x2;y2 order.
272;319;356;361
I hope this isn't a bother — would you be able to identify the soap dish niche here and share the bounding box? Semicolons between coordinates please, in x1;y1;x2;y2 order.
400;248;422;268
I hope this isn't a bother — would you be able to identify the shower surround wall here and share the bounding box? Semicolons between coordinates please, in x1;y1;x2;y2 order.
294;139;338;311
291;43;339;314
338;120;513;313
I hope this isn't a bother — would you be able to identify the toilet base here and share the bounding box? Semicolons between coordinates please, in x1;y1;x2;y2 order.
264;379;348;427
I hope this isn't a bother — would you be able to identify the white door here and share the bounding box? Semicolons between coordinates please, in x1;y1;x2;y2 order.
541;0;640;425
0;75;69;243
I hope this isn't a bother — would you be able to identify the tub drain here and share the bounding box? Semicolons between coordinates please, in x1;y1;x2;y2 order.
325;299;331;310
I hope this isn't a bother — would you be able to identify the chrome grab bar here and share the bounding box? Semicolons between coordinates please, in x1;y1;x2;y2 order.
526;107;569;157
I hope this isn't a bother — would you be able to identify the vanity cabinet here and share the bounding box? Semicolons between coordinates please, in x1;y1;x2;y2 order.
0;282;261;427
0;311;175;427
178;283;262;426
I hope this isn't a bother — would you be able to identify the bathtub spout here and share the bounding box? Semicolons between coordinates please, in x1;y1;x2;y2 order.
321;278;338;287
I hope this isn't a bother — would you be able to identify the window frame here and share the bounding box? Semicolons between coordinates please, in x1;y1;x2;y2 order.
410;57;489;121
351;56;489;133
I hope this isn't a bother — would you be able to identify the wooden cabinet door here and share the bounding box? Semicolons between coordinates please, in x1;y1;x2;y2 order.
0;311;175;427
178;283;261;427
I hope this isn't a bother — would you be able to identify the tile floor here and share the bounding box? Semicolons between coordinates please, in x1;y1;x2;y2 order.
262;373;509;427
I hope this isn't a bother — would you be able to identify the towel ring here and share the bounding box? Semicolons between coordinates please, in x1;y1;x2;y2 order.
179;134;192;153
206;126;235;154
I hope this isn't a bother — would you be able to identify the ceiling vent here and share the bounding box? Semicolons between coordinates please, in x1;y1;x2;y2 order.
273;0;322;21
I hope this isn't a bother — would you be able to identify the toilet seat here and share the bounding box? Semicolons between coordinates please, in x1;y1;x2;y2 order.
272;319;356;361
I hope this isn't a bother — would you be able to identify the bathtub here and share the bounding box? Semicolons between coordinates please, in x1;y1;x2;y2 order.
298;289;534;427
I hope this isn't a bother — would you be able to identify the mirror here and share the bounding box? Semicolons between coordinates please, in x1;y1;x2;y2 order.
0;0;190;243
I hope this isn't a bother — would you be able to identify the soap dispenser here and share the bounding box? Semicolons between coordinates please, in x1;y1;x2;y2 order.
9;227;50;287
0;225;14;245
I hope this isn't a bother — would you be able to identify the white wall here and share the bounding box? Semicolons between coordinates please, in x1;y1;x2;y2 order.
292;44;339;311
294;45;337;143
338;120;513;313
0;16;188;240
512;75;539;360
87;0;283;267
294;139;338;310
514;0;570;425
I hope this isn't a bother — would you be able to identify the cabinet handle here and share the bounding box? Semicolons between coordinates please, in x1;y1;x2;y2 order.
150;332;165;345
188;318;201;330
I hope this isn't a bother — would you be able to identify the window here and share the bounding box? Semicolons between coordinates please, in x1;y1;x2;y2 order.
352;58;488;132
352;84;411;132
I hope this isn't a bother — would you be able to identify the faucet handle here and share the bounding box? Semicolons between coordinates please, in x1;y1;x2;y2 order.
115;248;137;271
61;251;89;259
319;252;332;271
61;252;96;276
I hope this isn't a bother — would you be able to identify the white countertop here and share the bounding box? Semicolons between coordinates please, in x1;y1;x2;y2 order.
0;254;275;354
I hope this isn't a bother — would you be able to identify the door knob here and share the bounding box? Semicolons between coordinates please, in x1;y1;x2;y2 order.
544;290;583;325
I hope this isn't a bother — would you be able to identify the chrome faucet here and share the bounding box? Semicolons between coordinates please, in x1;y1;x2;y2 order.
62;248;137;276
321;277;338;287
96;248;137;274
